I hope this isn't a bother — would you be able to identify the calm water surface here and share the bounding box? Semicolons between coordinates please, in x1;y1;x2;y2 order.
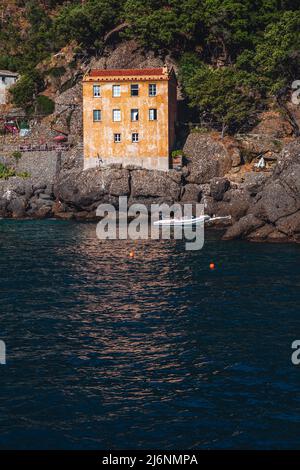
0;220;300;449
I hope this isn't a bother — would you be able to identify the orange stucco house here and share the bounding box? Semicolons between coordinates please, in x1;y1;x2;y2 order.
82;67;177;171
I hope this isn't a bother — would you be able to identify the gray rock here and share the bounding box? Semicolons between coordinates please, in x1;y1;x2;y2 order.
181;184;202;202
231;147;241;167
238;134;283;161
168;170;183;184
246;224;275;241
267;230;289;242
223;214;264;240
220;142;300;240
33;184;47;191
7;197;27;218
54;167;131;209
231;166;241;173
181;166;190;178
41;199;55;207
74;211;91;220
34;189;45;196
202;195;217;216
35;205;53;218
109;171;130;196
252;178;299;223
55;212;74;220
14;185;25;196
184;134;232;184
203;189;250;220
224;191;251;219
276;211;300;235
130;169;180;201
199;184;211;196
39;193;52;200
44;184;54;196
241;172;270;196
16;151;58;184
270;140;300;175
210;177;230;201
0;198;8;216
24;184;34;199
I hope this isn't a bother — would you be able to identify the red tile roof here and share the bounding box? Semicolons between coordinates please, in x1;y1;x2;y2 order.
89;68;165;77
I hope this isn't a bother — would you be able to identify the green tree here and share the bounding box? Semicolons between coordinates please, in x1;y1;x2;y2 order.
36;95;55;115
180;53;259;135
200;0;255;63
2;0;300;133
20;2;54;71
54;0;123;50
10;71;44;110
124;0;204;51
253;11;300;93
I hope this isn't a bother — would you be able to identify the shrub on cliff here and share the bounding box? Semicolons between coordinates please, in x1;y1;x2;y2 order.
36;95;55;115
11;151;22;164
0;163;16;180
10;71;44;110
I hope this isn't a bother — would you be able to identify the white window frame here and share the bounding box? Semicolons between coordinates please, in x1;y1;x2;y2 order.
131;84;139;96
112;109;121;122
132;133;139;143
149;108;157;121
114;133;121;143
112;84;121;97
149;84;157;97
93;85;101;97
93;109;101;122
131;109;139;121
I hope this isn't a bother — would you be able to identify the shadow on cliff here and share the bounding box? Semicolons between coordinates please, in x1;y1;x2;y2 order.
175;98;199;150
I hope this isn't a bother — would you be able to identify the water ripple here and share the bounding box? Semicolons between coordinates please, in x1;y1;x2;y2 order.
0;220;300;449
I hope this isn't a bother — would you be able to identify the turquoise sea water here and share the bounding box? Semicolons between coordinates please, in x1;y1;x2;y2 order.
0;219;300;449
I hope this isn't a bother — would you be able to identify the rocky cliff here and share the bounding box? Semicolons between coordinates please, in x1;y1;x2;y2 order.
1;36;299;243
1;131;300;243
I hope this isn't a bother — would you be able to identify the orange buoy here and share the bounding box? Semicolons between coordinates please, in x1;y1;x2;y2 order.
209;263;215;270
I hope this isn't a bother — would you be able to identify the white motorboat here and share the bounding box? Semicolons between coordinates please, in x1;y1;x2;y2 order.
153;215;231;227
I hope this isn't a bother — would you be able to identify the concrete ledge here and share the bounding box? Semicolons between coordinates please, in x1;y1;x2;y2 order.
84;155;170;172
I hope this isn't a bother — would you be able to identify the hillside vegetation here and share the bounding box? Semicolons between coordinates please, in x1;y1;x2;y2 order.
0;0;299;134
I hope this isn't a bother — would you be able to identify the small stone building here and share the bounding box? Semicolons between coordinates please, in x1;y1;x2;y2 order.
0;70;18;105
82;67;177;171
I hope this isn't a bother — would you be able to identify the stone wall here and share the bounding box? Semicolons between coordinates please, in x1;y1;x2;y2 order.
0;151;60;184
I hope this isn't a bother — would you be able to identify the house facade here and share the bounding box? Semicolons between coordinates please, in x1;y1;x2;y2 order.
82;67;177;171
0;70;18;105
